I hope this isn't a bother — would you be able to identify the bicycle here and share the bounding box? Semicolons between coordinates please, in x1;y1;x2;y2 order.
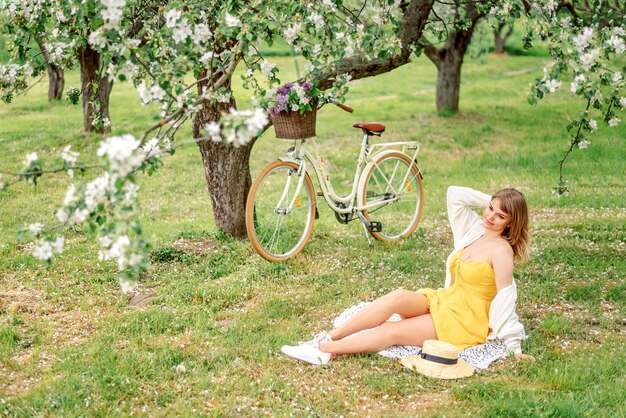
245;96;424;262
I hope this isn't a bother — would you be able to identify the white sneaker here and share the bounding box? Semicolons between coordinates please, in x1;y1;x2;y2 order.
281;343;333;365
305;331;332;347
281;331;333;365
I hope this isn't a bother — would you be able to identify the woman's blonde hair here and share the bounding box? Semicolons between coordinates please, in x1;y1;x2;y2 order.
492;188;530;261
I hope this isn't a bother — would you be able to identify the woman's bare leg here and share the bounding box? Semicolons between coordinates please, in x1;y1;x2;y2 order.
320;314;437;354
328;289;429;341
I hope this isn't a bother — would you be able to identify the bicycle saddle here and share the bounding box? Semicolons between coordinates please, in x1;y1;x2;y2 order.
353;122;385;133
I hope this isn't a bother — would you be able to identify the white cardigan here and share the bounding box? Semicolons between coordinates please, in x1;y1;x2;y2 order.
443;186;526;354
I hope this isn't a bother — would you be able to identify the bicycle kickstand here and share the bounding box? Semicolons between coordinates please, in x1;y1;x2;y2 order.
354;210;373;246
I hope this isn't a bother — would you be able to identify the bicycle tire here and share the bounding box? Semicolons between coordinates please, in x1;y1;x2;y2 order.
360;152;424;241
245;161;316;261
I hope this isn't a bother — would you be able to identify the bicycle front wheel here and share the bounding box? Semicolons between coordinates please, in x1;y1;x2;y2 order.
360;152;424;241
245;161;316;262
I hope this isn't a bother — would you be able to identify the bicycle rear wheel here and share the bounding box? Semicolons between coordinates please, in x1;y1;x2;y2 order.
245;161;316;261
360;152;424;241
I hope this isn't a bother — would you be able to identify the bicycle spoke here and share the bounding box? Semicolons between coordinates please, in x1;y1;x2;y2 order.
246;161;315;261
361;153;423;241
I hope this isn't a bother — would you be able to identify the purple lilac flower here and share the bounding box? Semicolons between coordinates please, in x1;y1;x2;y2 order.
300;81;312;91
276;82;294;95
269;94;289;116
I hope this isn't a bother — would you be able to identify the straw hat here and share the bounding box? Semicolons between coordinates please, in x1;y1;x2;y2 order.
400;340;474;379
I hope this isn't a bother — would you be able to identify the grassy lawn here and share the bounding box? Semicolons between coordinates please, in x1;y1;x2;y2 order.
0;46;625;416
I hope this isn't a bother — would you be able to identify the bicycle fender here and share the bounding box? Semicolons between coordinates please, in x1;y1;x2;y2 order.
356;150;420;207
276;156;299;165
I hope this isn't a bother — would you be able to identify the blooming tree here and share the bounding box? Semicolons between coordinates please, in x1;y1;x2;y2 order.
1;0;435;290
2;0;622;292
492;0;625;195
0;0;141;132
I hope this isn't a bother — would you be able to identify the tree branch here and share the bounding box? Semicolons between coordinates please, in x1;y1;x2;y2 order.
315;0;435;90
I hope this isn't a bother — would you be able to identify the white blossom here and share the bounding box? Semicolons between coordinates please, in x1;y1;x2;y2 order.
572;27;593;52
70;208;89;224
25;152;38;165
32;241;53;261
619;97;626;108
142;137;162;158
173;19;192;44
85;174;110;211
61;145;79;166
28;223;44;235
50;236;64;254
283;24;300;45
322;0;337;12
101;0;125;29
137;82;166;104
608;117;620;127
199;51;216;64
588;119;598;131
119;278;136;294
88;30;107;49
578;140;590;149
260;60;276;78
204;122;221;143
612;72;622;83
225;13;240;28
97;135;143;177
32;236;64;261
612;27;626;37
164;9;181;28
607;35;625;54
193;24;212;44
308;12;325;30
544;0;557;12
99;235;132;271
579;48;600;71
544;79;561;93
56;208;69;223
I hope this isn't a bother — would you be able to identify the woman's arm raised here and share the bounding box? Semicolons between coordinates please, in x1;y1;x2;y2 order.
446;186;491;248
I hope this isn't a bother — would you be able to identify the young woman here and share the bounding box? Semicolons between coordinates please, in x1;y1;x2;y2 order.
281;186;535;365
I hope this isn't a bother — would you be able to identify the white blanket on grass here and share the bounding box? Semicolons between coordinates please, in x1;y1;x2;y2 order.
333;302;510;370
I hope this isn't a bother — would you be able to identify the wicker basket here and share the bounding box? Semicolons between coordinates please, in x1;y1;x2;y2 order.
271;106;317;139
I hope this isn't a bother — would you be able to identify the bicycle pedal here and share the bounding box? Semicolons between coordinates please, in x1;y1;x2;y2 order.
315;207;320;220
317;191;324;196
368;221;382;232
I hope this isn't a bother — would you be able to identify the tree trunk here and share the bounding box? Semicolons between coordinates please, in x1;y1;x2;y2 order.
77;45;114;133
35;37;64;101
424;5;481;114
435;48;464;113
493;22;513;54
192;70;254;237
47;64;64;101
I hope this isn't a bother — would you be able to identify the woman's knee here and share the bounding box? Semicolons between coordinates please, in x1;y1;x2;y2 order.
378;321;409;345
386;288;413;302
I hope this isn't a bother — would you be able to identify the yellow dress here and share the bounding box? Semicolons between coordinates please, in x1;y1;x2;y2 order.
418;249;497;350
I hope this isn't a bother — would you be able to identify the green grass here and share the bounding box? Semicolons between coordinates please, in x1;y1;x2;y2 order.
1;46;625;416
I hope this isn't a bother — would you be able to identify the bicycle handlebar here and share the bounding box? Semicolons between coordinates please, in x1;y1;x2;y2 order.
333;101;354;113
326;94;354;113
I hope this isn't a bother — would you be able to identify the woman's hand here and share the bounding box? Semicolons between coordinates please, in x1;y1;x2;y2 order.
515;353;535;362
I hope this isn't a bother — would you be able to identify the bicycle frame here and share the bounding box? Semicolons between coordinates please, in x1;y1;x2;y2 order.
278;131;420;215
